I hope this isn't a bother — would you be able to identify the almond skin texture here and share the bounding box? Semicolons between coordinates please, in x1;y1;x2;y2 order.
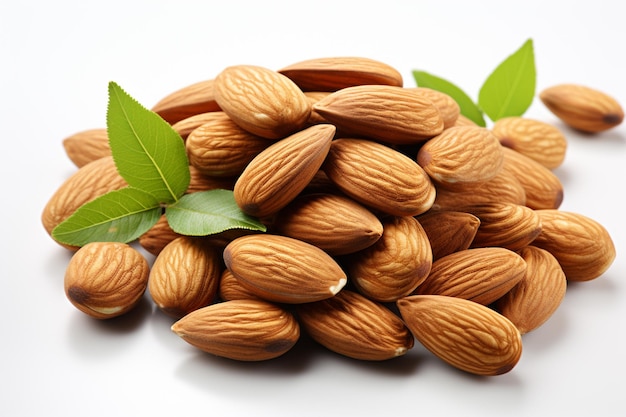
492;117;567;169
531;210;616;281
347;216;432;302
272;193;383;255
278;56;403;92
64;242;150;319
408;87;460;129
151;79;220;125
171;299;300;361
397;295;522;376
417;126;504;190
539;84;624;133
223;234;347;303
217;268;263;302
148;237;222;319
62;128;111;167
214;65;311;139
313;85;444;144
233;124;335;218
171;112;222;140
138;214;182;256
323;138;436;217
495;246;567;334
296;290;414;361
413;247;526;306
417;210;480;260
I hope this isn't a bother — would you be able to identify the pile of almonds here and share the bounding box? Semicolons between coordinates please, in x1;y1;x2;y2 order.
42;57;622;377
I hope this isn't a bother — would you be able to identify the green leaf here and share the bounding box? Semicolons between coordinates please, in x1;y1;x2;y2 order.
413;70;486;127
166;189;267;236
107;81;190;203
478;38;536;122
51;187;162;247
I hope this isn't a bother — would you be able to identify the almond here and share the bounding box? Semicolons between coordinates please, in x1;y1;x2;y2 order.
233;124;335;217
138;214;182;256
408;87;460;129
214;65;311;139
413;247;526;306
223;234;347;303
322;138;435;217
397;294;522;376
172;112;228;140
217;268;262;302
296;290;414;361
303;91;332;125
539;83;624;133
186;165;237;193
148;237;222;319
347;216;432;302
171;299;300;361
64;242;150;319
62;128;111;167
531;210;616;281
313;85;444;144
453;114;479;127
417;210;480;260
151;79;220;125
272;193;383;255
495;246;567;334
492;117;567;169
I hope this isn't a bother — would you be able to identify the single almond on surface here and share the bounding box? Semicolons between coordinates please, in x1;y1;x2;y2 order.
62;128;111;167
171;299;300;361
417;210;480;260
151;79;220;125
397;294;522;376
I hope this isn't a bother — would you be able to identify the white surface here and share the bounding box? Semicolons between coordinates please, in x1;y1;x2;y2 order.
2;1;625;416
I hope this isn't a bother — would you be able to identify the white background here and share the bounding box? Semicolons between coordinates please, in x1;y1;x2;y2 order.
2;1;625;416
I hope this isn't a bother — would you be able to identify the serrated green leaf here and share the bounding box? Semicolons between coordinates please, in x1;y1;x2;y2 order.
413;70;486;127
478;38;536;122
51;187;162;247
166;190;267;236
107;81;190;203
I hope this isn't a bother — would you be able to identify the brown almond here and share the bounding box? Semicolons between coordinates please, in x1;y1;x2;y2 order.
138;214;182;257
417;210;480;260
151;79;220;125
408;87;460;129
172;112;228;140
217;268;263;302
62;128;111;167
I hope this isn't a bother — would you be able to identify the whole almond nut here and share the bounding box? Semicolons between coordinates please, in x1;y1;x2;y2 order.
223;234;347;303
171;112;222;140
296;290;414;361
171;299;300;361
148;237;222;319
186;165;237;193
62;128;111;167
64;242;150;319
303;91;332;125
417;126;504;190
531;210;616;281
495;246;567;334
492;117;567;169
397;294;522;376
152;79;220;125
278;56;403;91
214;65;311;139
408;87;460;129
413;247;526;306
453;114;479;127
233;124;335;218
539;84;624;133
347;216;432;302
313;85;444;144
417;210;480;260
138;214;182;256
217;268;262;302
323;138;436;217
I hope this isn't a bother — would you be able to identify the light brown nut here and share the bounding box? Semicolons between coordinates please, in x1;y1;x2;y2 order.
172;112;228;140
531;210;616;281
233;124;335;218
313;85;444;144
501;147;563;210
453;114;479;127
272;193;383;256
148;237;222;319
347;216;432;302
62;128;111;168
417;210;480;260
539;84;624;133
214;65;311;139
417;126;504;190
278;56;403;92
492;117;567;169
495;246;567;334
223;234;347;304
186;112;269;177
296;290;414;361
397;294;522;376
408;87;460;129
217;268;262;302
303;91;332;125
323;138;436;217
138;214;182;257
186;165;236;193
413;247;526;306
464;202;542;251
64;242;150;319
151;79;221;125
171;299;300;361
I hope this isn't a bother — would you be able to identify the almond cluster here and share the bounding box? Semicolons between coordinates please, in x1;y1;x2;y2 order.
42;57;621;377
